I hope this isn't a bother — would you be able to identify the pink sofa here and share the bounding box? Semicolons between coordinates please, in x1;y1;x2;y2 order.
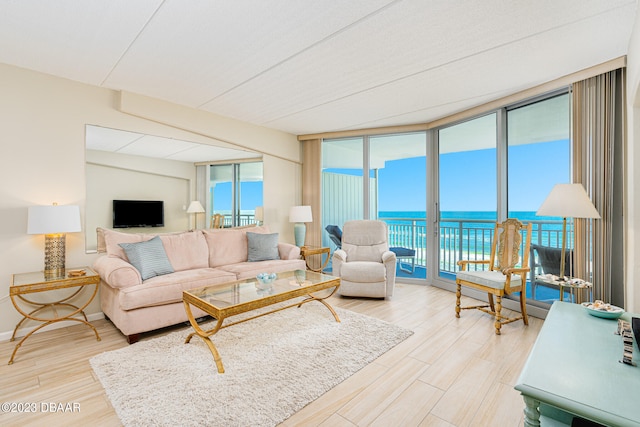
93;226;305;343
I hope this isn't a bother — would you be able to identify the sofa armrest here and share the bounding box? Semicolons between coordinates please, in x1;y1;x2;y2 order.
278;242;301;260
93;255;142;289
332;249;347;276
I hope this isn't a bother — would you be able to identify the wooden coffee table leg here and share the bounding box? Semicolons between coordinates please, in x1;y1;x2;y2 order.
183;301;226;373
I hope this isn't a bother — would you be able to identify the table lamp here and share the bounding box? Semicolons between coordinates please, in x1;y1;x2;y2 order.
289;205;312;247
187;200;205;229
254;206;264;225
536;183;600;280
27;203;82;278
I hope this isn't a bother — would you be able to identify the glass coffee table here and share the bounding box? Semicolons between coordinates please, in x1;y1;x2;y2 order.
182;269;340;373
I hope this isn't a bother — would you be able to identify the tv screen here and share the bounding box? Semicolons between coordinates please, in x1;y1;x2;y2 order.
113;200;164;228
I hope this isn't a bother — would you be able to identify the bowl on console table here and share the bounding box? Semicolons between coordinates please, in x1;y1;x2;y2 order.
581;301;624;319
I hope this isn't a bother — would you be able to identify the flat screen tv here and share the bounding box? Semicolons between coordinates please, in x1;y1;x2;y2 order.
113;200;164;228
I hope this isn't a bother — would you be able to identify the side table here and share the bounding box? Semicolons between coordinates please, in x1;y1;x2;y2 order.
534;275;593;304
300;246;331;272
8;267;101;365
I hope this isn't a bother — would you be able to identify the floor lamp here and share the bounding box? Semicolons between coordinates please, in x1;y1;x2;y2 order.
536;184;600;280
187;201;205;229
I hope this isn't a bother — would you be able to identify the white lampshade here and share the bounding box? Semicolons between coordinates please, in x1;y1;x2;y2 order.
186;201;205;213
254;206;264;222
289;205;313;223
536;184;600;219
27;204;81;234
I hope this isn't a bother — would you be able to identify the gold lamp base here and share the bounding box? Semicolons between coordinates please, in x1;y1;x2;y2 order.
44;233;66;279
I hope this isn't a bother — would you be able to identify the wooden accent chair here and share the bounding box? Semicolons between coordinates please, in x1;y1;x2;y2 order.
210;213;225;229
455;218;532;335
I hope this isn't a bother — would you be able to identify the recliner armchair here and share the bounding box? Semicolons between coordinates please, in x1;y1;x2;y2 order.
331;220;396;298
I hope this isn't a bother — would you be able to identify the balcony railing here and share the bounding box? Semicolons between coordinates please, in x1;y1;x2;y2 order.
384;217;565;274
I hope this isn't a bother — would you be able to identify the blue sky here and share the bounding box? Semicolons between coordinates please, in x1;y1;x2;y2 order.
213;139;570;214
332;139;570;213
211;182;263;211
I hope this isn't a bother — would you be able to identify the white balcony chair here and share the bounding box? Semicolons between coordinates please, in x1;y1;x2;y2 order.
332;220;396;298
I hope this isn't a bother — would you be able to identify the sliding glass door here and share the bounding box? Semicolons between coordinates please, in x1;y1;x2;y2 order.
507;93;570;303
370;133;427;278
209;162;263;227
438;113;497;280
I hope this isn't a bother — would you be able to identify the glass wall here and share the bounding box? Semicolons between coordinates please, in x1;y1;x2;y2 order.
320;90;571;306
322;133;427;278
322;137;365;243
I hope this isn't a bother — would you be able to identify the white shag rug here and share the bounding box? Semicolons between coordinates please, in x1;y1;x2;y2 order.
90;303;413;427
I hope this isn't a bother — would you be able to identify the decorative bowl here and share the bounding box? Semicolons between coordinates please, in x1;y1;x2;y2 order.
256;273;277;289
581;301;625;319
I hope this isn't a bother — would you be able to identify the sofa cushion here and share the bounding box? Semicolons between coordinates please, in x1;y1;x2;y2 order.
103;228;146;261
119;236;174;280
247;232;280;262
117;268;237;310
159;230;209;272
340;261;387;282
203;225;271;267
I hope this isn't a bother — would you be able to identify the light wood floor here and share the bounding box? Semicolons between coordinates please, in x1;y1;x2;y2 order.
0;283;543;427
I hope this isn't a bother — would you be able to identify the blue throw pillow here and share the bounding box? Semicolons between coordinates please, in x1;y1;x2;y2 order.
119;236;174;280
247;232;280;262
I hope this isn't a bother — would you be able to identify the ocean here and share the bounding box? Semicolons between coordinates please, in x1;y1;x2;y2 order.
378;210;567;256
378;210;561;223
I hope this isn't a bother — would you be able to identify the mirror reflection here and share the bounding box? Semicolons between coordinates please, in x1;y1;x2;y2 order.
84;125;261;252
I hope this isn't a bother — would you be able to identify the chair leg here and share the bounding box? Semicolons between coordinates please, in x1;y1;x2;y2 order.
487;293;495;312
455;282;461;318
494;295;502;335
520;291;529;326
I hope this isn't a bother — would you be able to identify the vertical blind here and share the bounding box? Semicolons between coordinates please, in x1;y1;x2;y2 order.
572;68;626;305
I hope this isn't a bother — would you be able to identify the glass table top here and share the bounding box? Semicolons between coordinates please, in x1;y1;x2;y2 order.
185;270;338;309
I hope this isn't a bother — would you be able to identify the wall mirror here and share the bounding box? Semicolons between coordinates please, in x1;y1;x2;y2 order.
85;124;261;252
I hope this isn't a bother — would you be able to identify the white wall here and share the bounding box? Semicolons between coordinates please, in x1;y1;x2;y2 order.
0;63;301;337
85;149;196;251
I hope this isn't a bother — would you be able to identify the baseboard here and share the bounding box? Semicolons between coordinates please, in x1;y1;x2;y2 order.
0;312;105;343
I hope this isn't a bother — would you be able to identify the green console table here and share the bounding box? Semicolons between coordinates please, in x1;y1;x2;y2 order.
515;301;640;427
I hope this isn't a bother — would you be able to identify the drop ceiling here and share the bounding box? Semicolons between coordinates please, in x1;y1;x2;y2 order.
85;125;258;163
0;0;636;137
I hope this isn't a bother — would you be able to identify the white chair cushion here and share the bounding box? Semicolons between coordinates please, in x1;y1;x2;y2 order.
340;261;386;283
456;270;522;290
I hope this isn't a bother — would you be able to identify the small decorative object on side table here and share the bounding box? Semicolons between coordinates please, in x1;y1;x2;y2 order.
300;246;330;272
8;266;101;365
535;274;593;304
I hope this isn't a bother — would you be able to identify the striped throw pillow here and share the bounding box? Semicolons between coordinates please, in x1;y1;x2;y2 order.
119;236;174;280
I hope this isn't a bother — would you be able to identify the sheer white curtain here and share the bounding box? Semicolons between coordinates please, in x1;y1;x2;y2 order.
572;68;626;304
